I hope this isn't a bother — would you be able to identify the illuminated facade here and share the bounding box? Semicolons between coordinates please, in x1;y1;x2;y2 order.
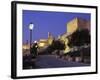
67;18;78;34
38;32;54;48
38;39;48;48
22;44;30;50
67;17;90;33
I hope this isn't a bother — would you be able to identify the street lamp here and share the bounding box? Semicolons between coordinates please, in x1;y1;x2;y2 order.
29;23;34;54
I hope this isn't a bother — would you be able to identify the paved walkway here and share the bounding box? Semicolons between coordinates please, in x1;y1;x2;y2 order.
35;55;90;68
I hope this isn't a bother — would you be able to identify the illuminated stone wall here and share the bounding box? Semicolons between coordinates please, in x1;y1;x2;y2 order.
67;18;78;34
67;17;90;34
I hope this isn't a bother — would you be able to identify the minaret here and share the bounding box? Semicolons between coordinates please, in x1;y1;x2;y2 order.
48;32;50;38
48;32;53;45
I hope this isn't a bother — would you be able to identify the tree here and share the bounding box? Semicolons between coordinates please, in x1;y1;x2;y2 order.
51;40;65;50
67;29;90;62
68;29;90;47
46;40;65;54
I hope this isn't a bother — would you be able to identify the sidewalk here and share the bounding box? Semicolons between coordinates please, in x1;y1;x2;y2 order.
35;55;90;68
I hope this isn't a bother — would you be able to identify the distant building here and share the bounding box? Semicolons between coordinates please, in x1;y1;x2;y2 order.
22;40;29;50
37;32;54;48
22;42;30;56
38;39;48;48
22;44;30;50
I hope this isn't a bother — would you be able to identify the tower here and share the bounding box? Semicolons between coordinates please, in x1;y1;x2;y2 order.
48;32;53;45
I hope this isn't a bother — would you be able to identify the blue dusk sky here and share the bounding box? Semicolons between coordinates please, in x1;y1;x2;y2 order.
23;10;90;43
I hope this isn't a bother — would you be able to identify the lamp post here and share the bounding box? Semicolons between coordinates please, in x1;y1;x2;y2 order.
29;23;34;54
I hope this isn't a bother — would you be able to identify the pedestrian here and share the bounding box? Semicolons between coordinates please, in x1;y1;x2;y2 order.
31;42;38;58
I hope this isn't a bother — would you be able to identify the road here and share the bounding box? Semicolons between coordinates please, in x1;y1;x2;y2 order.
34;55;90;68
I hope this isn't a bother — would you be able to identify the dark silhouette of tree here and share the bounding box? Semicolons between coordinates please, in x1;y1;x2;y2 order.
51;40;65;50
67;29;90;62
46;40;65;54
68;29;90;47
